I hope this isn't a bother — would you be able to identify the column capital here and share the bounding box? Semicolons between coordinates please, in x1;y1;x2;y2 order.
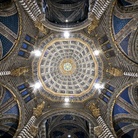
94;125;103;136
30;125;38;137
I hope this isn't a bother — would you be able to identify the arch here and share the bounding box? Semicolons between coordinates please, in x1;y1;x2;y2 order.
0;84;21;137
35;108;97;126
0;1;22;61
0;81;26;136
108;82;138;138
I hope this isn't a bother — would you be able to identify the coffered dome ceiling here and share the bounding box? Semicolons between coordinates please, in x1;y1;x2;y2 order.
33;33;103;102
0;0;138;138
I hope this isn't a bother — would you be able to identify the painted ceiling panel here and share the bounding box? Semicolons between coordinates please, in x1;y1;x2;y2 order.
113;103;129;116
120;87;132;105
0;34;13;57
5;123;18;129
114;122;131;132
1;89;12;105
0;130;12;138
4;104;19;116
120;34;131;55
113;15;131;34
118;0;132;6
0;13;18;34
121;130;135;138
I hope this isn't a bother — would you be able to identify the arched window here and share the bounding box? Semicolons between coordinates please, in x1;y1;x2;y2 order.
25;34;35;44
17;83;33;103
100;84;115;103
18;34;35;58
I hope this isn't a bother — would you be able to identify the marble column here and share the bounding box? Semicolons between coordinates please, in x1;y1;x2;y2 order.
17;102;45;138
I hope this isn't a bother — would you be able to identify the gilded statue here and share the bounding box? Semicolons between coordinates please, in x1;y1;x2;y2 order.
33;101;45;117
106;67;123;77
10;67;29;76
89;103;100;118
94;125;103;136
88;15;99;34
35;21;47;34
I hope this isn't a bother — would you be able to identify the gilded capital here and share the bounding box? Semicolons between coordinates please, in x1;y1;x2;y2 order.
33;101;45;117
10;67;29;76
94;125;103;136
106;67;123;77
30;125;38;137
89;103;100;118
